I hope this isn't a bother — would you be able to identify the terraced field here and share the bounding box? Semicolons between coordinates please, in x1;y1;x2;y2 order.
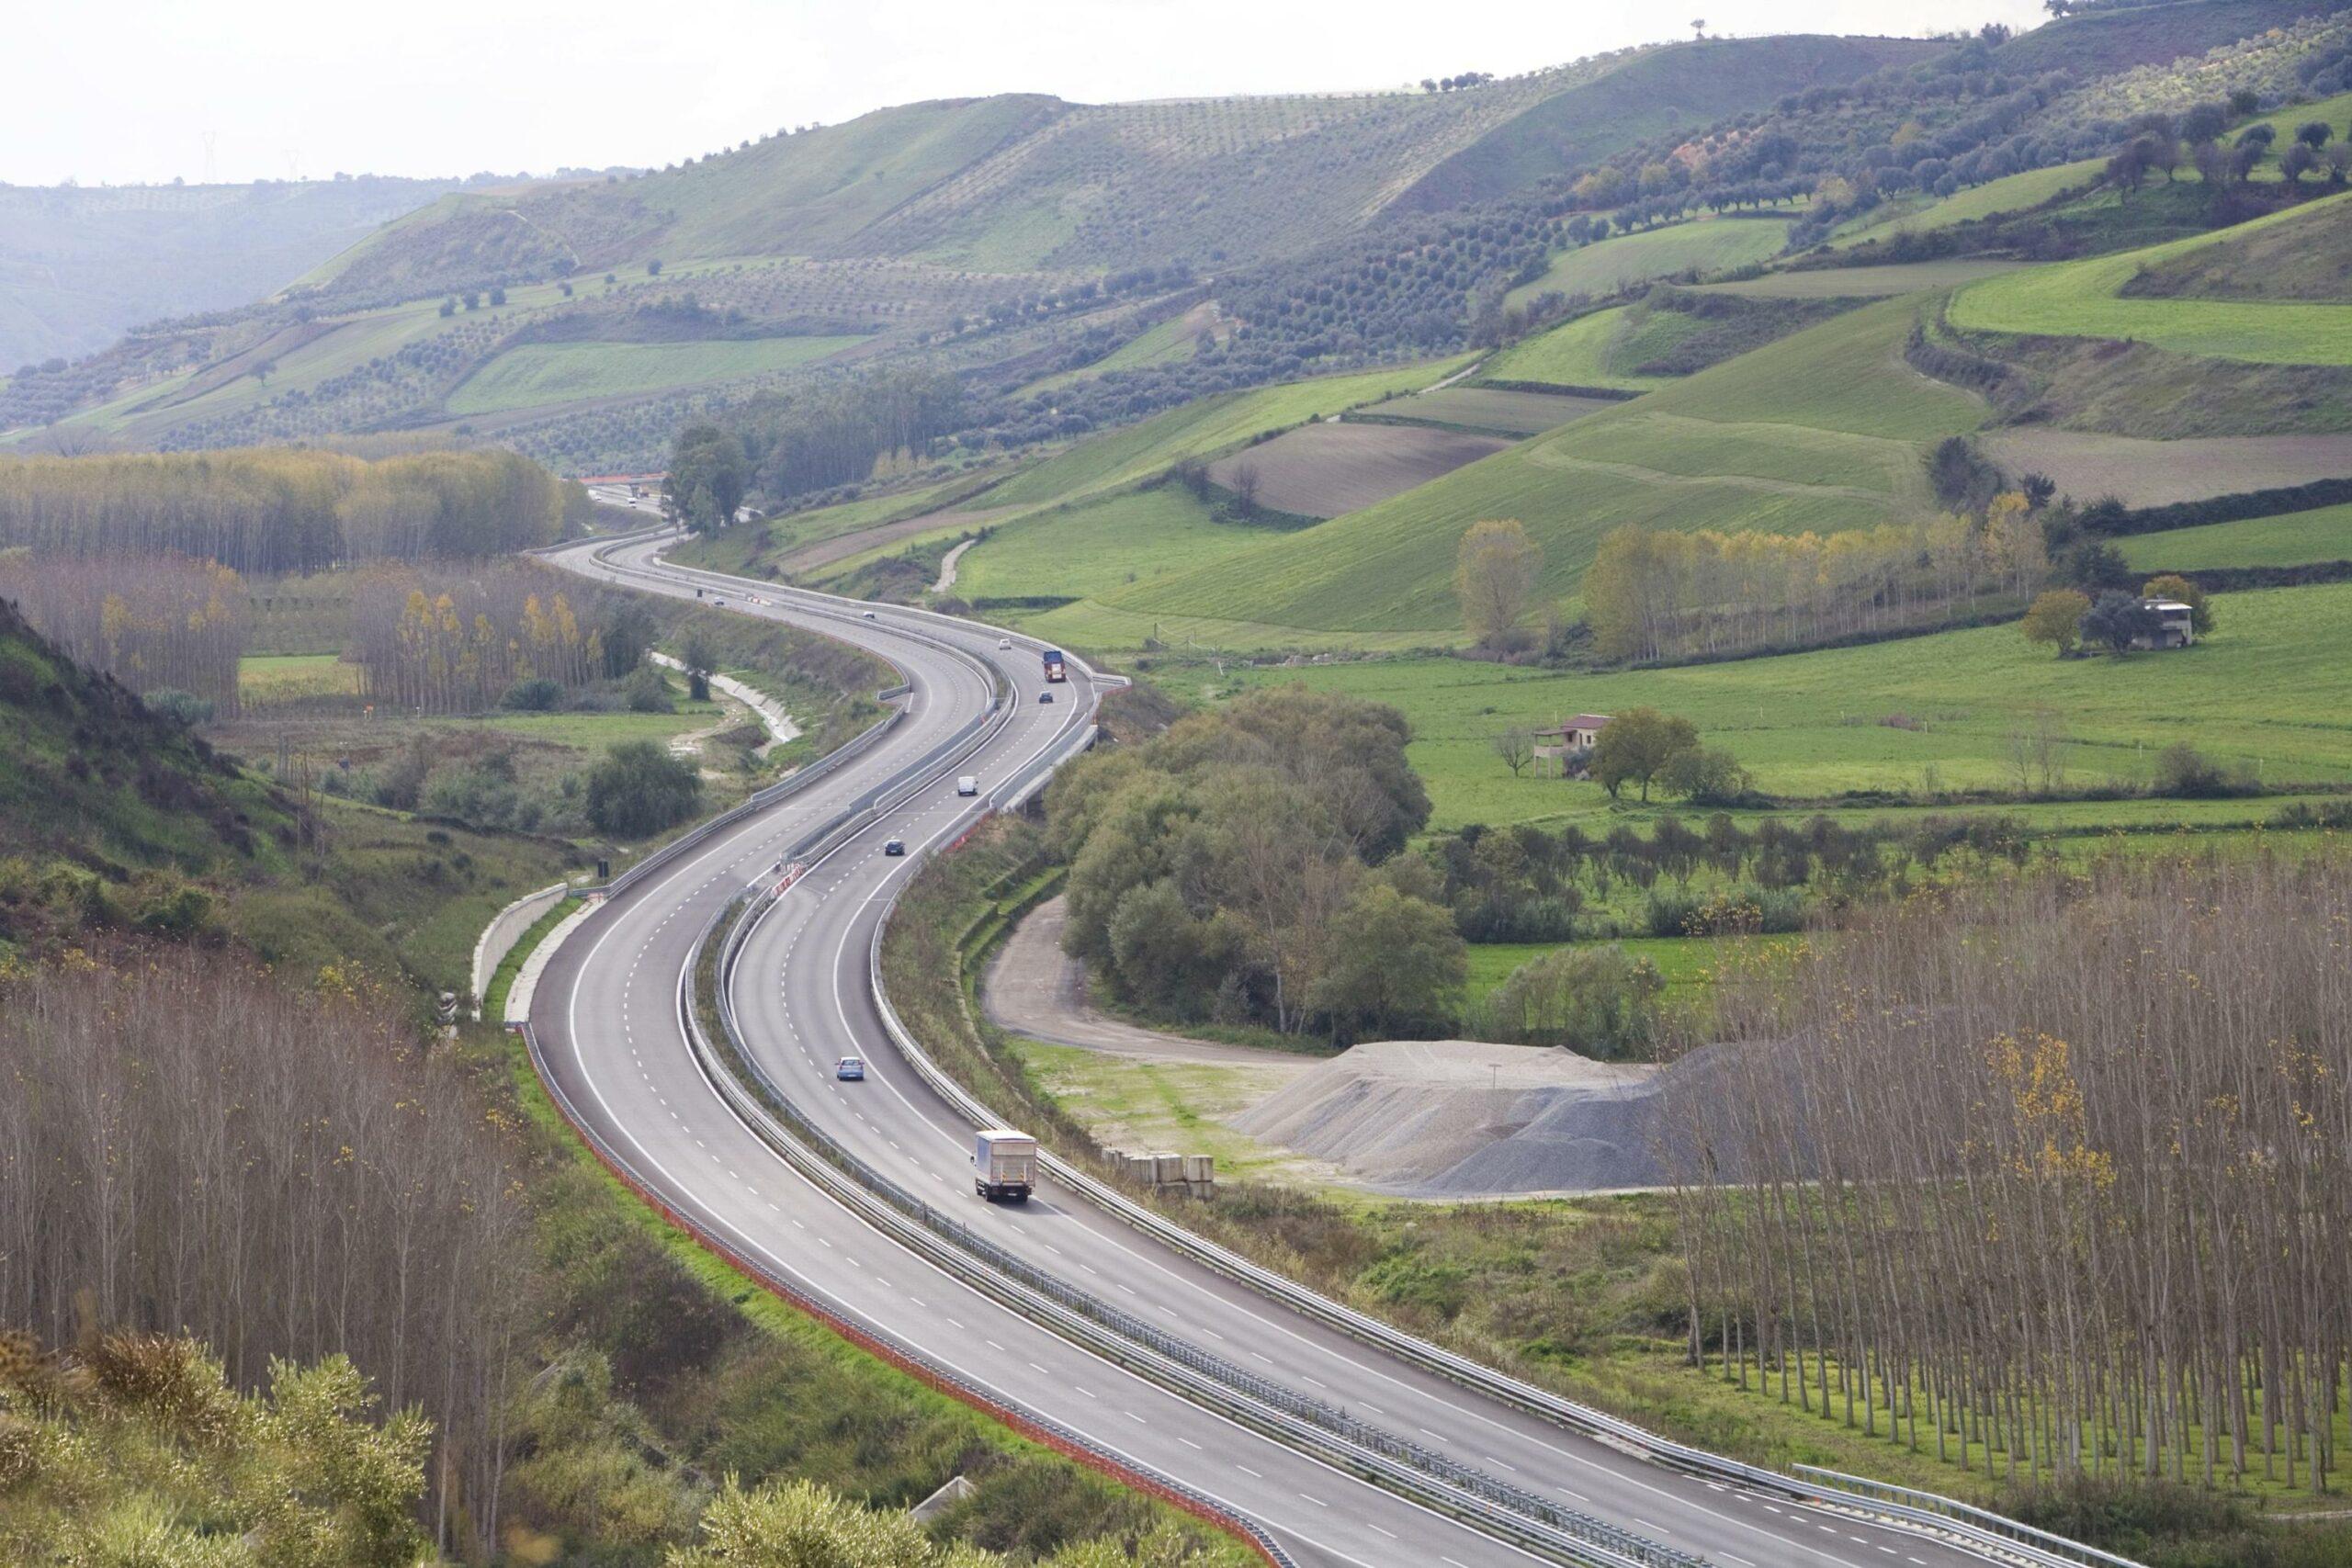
1202;423;1512;519
978;356;1471;510
1981;429;2352;508
1055;298;1982;649
447;335;864;414
1504;217;1794;308
1830;158;2103;249
2123;501;2352;571
1367;386;1613;436
1700;259;2028;299
1228;581;2352;829
950;488;1273;613
1476;307;1676;393
1948;193;2352;363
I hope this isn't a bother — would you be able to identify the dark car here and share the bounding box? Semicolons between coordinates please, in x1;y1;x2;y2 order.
1037;691;1054;704
883;838;906;856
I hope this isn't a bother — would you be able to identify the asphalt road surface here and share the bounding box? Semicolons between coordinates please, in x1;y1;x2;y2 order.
534;529;2011;1568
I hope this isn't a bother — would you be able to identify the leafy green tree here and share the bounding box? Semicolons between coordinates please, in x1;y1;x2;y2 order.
2081;591;2160;656
666;422;750;534
680;630;716;701
587;741;701;837
666;1476;1000;1568
1485;943;1666;1057
1308;881;1466;1042
1589;707;1699;802
2021;588;2090;657
1659;744;1751;806
2296;120;2335;151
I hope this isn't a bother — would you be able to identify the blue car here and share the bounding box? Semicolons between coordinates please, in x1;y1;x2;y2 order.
836;1056;865;1081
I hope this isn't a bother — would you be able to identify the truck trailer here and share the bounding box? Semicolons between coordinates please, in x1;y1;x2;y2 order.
1041;648;1067;682
973;1129;1037;1202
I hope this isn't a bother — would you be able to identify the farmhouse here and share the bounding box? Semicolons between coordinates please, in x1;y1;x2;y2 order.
1534;714;1611;773
2134;599;2197;650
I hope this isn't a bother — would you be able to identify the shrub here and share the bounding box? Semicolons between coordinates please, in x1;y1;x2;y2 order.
622;664;674;713
586;741;702;838
143;689;215;727
1483;943;1667;1058
501;676;562;712
2154;742;2256;800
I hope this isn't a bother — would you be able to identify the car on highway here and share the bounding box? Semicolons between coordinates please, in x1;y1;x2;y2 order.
1037;691;1054;704
835;1056;865;1081
998;637;1012;649
956;775;978;796
861;609;876;619
882;838;906;856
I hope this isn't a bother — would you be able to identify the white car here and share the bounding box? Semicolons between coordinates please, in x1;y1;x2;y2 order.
956;775;978;796
862;610;876;619
998;637;1012;649
835;1056;865;1081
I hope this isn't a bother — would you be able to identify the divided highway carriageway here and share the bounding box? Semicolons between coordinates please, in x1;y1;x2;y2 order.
529;527;2134;1568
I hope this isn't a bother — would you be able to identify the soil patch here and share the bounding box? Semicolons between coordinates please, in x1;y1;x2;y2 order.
1982;429;2352;508
1204;423;1510;520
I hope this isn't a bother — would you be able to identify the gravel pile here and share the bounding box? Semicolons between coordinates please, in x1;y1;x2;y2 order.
1232;1040;1677;1196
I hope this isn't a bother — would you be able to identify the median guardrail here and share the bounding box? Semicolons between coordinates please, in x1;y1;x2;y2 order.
697;871;1692;1568
549;535;2133;1568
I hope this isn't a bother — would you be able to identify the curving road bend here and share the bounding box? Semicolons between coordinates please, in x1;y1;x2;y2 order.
534;531;2006;1568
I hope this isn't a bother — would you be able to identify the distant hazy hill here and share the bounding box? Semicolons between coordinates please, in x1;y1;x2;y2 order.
296;37;1931;307
0;176;462;370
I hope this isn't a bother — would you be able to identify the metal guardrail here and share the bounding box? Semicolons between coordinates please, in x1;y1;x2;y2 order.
518;1017;1298;1568
555;536;2138;1568
697;874;1688;1568
865;905;2132;1568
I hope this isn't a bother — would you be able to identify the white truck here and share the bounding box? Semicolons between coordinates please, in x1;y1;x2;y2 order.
973;1129;1037;1202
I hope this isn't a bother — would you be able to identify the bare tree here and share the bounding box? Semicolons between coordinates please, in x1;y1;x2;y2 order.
1493;726;1535;777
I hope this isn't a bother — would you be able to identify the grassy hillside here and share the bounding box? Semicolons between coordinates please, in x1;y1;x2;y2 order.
1830;158;2104;249
1505;217;1793;307
446;334;865;414
1229;579;2352;829
1949;193;2352;363
1396;35;1941;212
1991;0;2350;77
1061;297;1980;649
2123;500;2352;570
1479;306;1678;392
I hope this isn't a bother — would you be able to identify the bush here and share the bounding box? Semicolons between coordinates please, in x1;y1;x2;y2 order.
622;664;674;714
1646;884;1804;937
143;689;215;727
586;741;702;838
501;677;562;712
1483;943;1666;1058
2153;742;2257;800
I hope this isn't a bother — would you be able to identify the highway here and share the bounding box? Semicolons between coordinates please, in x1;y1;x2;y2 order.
533;529;2040;1568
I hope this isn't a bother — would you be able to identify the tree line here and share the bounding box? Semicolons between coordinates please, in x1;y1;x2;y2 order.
0;551;251;715
346;560;610;715
0;947;529;1556
714;368;967;512
1666;853;2352;1493
1581;494;2047;664
0;447;571;574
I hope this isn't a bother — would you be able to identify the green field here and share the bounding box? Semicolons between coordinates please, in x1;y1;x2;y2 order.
1948;193;2352;363
981;358;1471;513
1221;581;2352;829
447;336;864;415
1065;297;1982;648
238;652;361;705
1832;157;2102;249
1505;218;1792;308
1698;258;2028;299
2123;501;2352;570
952;487;1273;612
1478;307;1677;392
668;474;997;576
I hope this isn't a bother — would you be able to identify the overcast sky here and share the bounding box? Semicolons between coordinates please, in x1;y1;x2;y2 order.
8;0;2054;188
